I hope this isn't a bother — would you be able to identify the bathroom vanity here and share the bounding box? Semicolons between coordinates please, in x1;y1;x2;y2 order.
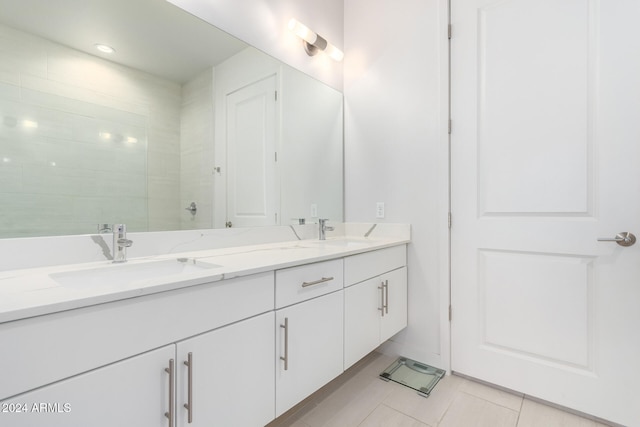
0;224;409;426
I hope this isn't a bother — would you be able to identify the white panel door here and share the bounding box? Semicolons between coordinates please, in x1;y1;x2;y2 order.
451;1;640;425
226;74;278;227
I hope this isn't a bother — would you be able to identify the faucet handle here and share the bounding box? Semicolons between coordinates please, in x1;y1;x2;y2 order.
117;238;133;248
319;219;334;232
97;224;112;234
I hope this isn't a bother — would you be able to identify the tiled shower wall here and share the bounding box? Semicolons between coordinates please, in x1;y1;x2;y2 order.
0;24;183;237
180;69;215;230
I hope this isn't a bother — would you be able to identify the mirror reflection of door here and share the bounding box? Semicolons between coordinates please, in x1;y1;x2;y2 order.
225;74;279;228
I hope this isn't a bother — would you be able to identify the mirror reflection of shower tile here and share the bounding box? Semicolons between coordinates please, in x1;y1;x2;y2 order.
3;116;17;127
380;357;445;397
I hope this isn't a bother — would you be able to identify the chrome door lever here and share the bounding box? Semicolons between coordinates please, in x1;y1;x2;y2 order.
597;232;636;247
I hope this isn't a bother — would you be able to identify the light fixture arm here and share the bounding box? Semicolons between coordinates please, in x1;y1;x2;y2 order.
303;34;327;56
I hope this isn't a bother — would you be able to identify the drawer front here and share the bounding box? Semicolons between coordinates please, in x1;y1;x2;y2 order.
344;245;407;286
0;272;274;400
275;259;343;308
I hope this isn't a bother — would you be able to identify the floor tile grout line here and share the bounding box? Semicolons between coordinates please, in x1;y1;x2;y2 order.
354;401;385;427
458;389;524;413
438;389;463;425
378;402;437;427
514;392;525;427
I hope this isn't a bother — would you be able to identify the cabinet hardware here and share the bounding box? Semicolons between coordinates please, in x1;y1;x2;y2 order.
378;283;385;318
183;352;193;423
384;280;389;314
301;276;334;288
165;359;175;427
280;318;289;370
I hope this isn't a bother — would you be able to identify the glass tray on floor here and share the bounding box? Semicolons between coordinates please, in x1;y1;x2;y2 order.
379;357;445;397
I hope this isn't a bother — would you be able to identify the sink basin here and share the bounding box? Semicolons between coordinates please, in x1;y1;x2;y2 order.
308;239;371;249
49;258;222;289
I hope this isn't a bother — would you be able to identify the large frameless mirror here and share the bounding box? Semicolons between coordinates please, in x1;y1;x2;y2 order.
0;0;343;238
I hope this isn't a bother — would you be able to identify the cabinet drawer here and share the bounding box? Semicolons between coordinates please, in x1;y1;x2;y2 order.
344;245;407;286
275;259;343;308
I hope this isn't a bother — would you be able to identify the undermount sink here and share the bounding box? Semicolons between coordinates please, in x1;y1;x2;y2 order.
49;258;222;289
308;239;371;249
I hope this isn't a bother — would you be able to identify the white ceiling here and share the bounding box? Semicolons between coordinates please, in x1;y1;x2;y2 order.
0;0;249;84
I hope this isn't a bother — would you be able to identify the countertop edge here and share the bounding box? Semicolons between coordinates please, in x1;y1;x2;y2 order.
0;237;410;324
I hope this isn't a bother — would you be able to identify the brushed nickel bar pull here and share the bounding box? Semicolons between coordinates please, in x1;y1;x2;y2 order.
165;359;175;427
301;276;334;288
280;317;289;370
378;283;385;318
183;352;193;423
384;279;389;314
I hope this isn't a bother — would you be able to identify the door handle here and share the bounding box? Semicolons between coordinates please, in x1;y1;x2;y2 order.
597;232;636;247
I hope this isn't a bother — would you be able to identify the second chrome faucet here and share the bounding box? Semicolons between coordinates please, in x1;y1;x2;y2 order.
112;224;133;263
318;219;334;240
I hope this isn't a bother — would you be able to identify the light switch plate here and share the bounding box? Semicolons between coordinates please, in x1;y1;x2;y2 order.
310;204;318;218
376;202;385;218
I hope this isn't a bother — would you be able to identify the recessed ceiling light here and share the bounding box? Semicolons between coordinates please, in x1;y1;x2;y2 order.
95;44;115;54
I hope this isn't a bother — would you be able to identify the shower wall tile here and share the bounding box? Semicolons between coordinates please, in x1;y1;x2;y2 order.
180;69;214;230
0;81;19;100
19;73;148;117
0;23;183;237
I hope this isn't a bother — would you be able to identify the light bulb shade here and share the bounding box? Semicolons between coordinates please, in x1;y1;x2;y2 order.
288;19;317;45
324;43;344;62
288;18;343;62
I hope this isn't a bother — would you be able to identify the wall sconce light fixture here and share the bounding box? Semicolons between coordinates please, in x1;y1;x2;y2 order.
288;19;344;62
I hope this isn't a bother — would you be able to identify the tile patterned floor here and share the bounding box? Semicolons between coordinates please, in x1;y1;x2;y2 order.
267;352;615;427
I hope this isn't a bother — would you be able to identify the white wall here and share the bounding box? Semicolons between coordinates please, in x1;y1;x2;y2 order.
344;0;449;369
167;0;344;91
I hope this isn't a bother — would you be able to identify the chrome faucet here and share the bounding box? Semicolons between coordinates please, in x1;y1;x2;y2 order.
112;224;133;263
318;219;334;241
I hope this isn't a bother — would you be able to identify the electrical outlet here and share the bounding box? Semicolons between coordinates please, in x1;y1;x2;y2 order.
376;202;385;219
310;204;318;218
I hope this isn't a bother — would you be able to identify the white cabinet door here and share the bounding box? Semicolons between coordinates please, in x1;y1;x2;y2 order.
0;345;175;427
275;290;343;417
176;312;275;427
380;267;408;342
344;267;408;369
344;277;382;369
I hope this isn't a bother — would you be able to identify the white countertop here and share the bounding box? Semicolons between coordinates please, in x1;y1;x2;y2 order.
0;235;409;324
